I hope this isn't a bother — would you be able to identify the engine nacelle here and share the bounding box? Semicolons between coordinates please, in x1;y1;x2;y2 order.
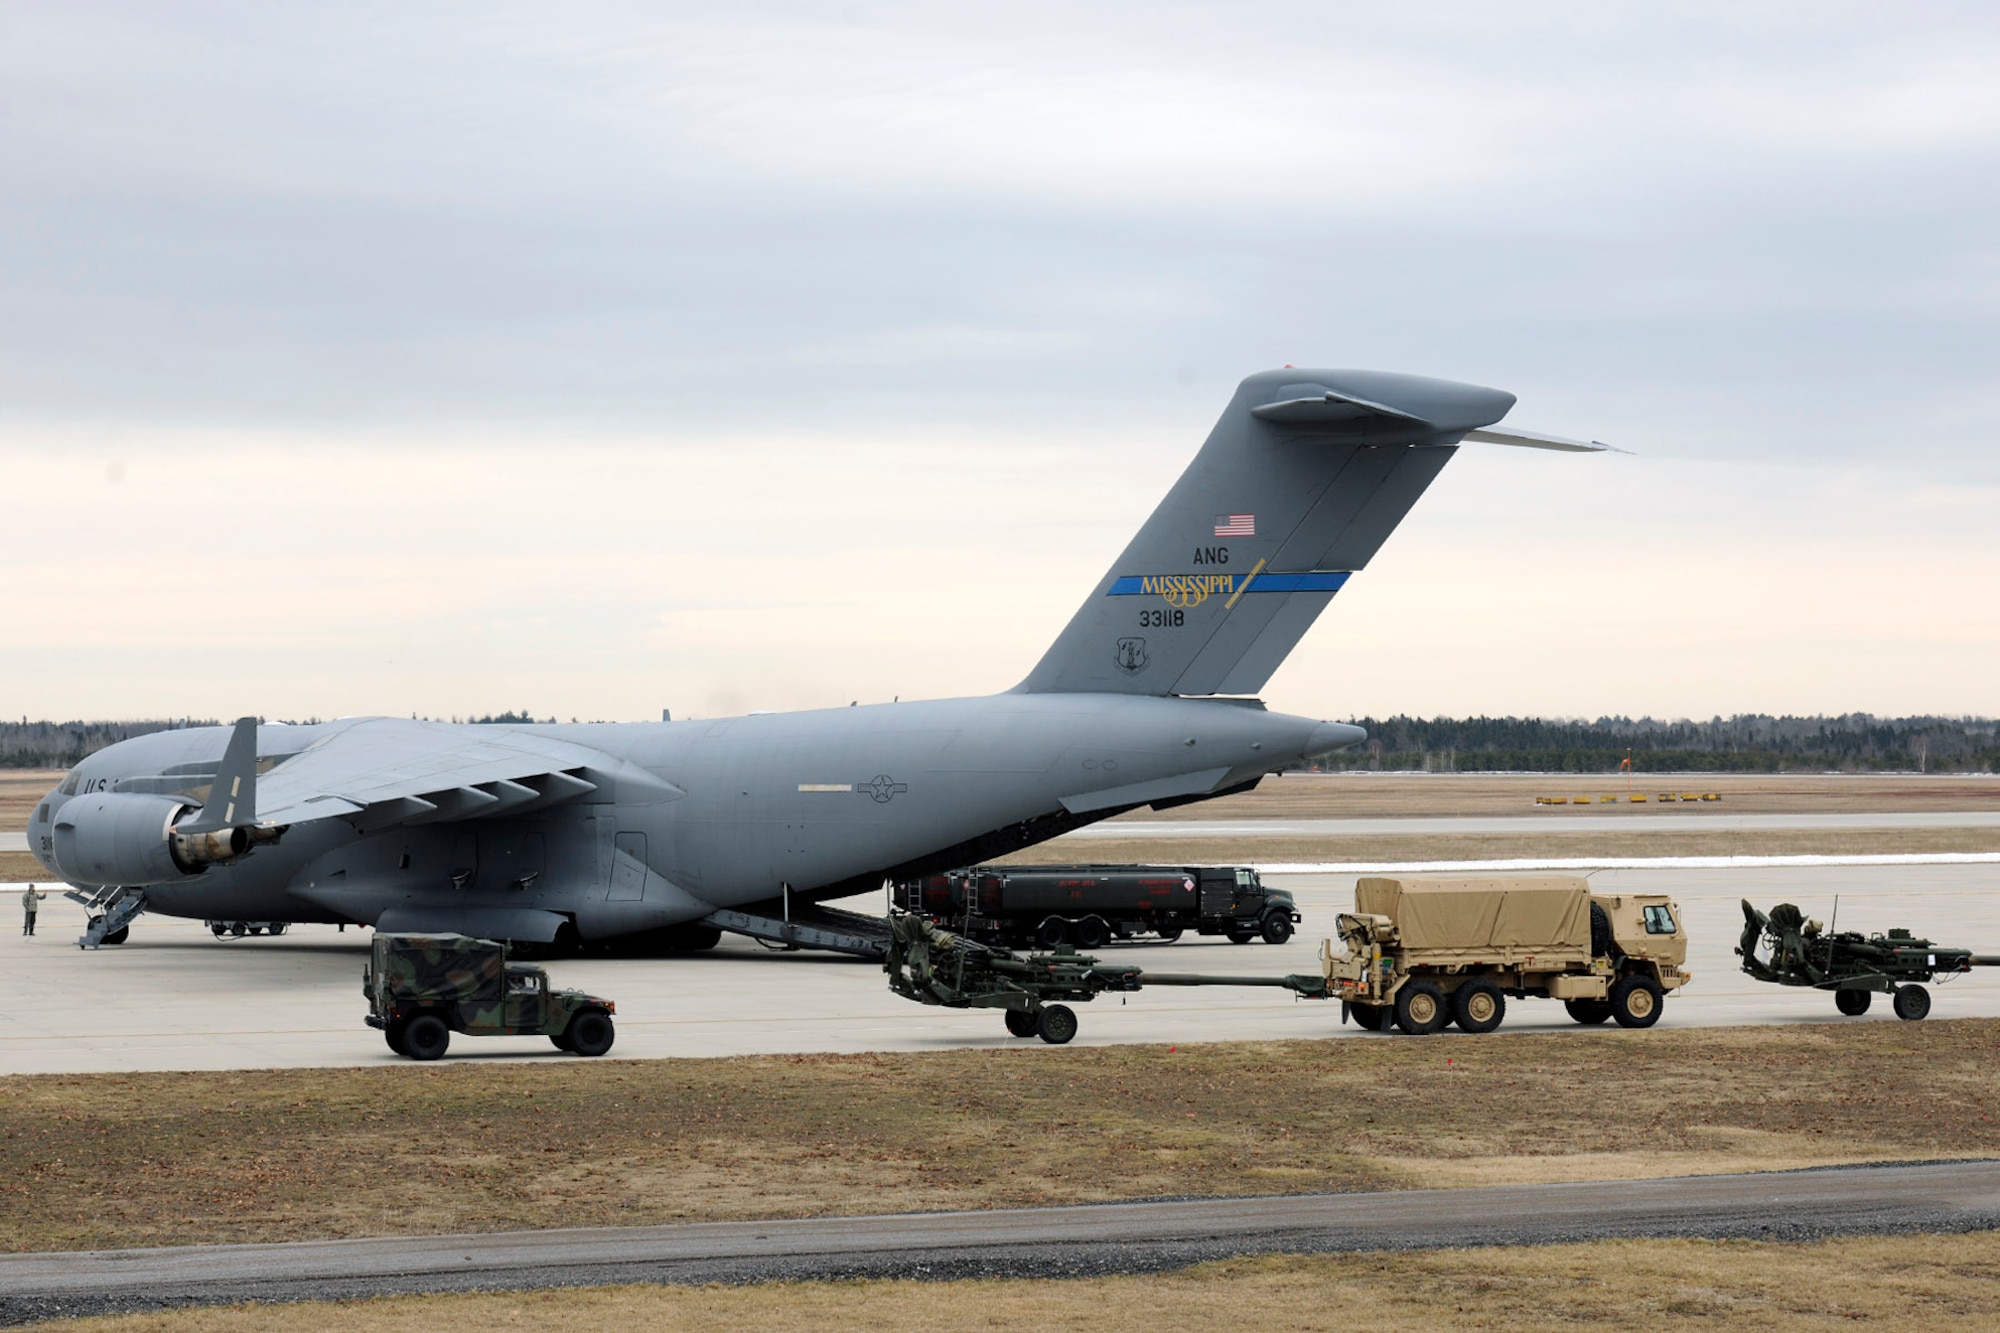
49;793;238;886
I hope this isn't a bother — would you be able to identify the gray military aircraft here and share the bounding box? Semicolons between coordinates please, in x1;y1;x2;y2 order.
29;368;1611;951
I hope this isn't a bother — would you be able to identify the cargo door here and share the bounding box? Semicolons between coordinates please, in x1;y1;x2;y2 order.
609;831;648;901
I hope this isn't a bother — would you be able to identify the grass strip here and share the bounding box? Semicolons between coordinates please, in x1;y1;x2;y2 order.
6;1019;2000;1253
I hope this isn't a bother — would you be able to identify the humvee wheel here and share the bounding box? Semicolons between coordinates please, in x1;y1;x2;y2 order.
1155;924;1183;943
402;1013;451;1061
1035;917;1068;949
564;1010;616;1057
1835;989;1873;1016
1074;916;1110;950
1036;1004;1078;1045
1395;981;1448;1035
1893;984;1931;1022
1565;998;1613;1025
1454;982;1506;1034
1260;914;1294;946
1003;1008;1038;1038
549;1030;572;1051
1610;974;1664;1029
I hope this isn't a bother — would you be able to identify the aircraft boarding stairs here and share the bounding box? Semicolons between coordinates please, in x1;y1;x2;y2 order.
65;885;146;949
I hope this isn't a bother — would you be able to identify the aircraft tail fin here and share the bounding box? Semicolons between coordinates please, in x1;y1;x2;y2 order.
1019;368;1560;697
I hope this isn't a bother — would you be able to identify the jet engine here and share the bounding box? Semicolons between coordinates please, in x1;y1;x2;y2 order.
50;793;254;886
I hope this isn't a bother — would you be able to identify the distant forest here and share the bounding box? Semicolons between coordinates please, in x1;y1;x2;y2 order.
3;713;1994;774
1323;715;2000;774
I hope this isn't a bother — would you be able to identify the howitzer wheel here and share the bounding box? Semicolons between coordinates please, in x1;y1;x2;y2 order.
1260;914;1294;945
1893;984;1931;1021
1610;974;1664;1029
1835;989;1873;1016
1004;1008;1038;1038
401;1013;451;1061
1395;981;1448;1035
1036;1004;1078;1045
563;1010;616;1056
1453;982;1506;1034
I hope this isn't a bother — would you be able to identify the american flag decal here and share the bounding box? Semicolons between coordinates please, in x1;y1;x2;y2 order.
1213;513;1255;537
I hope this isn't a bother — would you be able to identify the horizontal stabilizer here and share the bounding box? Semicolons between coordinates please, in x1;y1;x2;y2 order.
1464;426;1627;454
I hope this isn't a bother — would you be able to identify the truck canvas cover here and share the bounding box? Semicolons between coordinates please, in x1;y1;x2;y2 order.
1355;876;1592;951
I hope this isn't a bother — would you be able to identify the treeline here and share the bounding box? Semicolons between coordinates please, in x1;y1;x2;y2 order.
1324;714;2000;774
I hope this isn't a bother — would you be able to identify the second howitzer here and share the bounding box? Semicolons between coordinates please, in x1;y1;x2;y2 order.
1736;900;2000;1020
883;911;1326;1044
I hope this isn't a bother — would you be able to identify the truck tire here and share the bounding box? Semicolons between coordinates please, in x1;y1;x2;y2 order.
1590;903;1622;961
1564;999;1613;1025
1893;984;1931;1021
1347;1002;1387;1031
564;1010;616;1056
1610;974;1664;1029
1074;916;1110;950
1035;917;1068;949
1835;989;1873;1016
1036;1004;1078;1045
1454;982;1506;1034
1226;931;1255;945
1260;914;1294;945
1155;924;1184;943
1004;1008;1038;1038
1395;981;1448;1035
402;1013;451;1061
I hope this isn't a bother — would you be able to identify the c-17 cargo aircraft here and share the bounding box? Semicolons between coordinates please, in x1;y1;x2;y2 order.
29;369;1611;952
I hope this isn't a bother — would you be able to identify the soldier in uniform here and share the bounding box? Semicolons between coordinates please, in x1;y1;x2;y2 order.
21;883;46;936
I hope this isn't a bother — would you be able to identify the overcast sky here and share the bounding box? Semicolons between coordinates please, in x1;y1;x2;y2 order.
3;2;1996;724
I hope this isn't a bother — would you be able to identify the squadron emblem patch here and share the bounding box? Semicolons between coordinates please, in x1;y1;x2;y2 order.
1114;637;1149;675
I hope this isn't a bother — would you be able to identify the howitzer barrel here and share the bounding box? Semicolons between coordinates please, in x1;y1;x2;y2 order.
1138;972;1330;997
1972;956;2000;968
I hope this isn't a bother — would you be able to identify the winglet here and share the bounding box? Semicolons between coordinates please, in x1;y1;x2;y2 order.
182;717;259;832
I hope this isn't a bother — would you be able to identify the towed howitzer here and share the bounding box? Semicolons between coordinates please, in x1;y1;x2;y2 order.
1736;899;2000;1021
883;911;1327;1044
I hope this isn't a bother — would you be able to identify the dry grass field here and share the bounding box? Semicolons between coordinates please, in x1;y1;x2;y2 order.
35;1234;2000;1333
6;1020;2000;1255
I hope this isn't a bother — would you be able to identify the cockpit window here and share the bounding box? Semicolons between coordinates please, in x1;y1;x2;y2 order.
1643;905;1677;935
59;771;80;796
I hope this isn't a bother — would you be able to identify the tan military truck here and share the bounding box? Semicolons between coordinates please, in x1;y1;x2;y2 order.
1323;875;1689;1035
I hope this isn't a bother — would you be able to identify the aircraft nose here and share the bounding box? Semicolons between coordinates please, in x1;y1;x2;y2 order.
1303;722;1366;759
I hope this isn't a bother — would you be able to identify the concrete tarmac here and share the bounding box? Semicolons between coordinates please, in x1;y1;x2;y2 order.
3;1161;1997;1321
1063;811;2000;839
4;861;1999;1074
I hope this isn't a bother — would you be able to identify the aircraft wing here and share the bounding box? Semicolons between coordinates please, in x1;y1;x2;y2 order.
248;717;680;834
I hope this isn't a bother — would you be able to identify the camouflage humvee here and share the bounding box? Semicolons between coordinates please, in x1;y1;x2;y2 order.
363;932;617;1060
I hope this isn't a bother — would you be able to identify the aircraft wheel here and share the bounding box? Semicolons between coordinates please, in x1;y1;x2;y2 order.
269;923;288;937
1453;982;1506;1034
1035;917;1068;949
1835;989;1873;1016
1073;916;1110;950
1394;981;1448;1035
564;1010;616;1057
211;924;229;939
102;926;130;946
1260;914;1294;945
1004;1008;1038;1038
1154;924;1183;943
230;922;247;938
1565;998;1613;1025
1036;1004;1078;1045
402;1014;450;1061
1893;984;1931;1021
1610;974;1664;1029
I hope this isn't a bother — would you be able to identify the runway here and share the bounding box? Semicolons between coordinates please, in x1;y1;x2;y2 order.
2;1160;1995;1321
1063;811;2000;839
4;861;2000;1074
